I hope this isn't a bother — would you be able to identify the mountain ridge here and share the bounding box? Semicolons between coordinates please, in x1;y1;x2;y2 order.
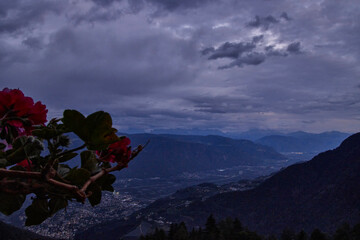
75;132;360;239
118;133;286;178
255;131;350;153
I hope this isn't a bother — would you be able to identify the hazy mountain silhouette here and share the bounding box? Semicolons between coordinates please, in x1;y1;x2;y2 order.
118;134;285;178
256;131;350;153
76;132;360;239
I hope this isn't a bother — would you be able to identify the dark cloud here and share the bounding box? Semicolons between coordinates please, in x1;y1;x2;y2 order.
146;0;215;11
0;0;62;34
219;52;266;69
22;36;43;50
0;0;359;133
91;0;122;7
202;33;303;69
90;0;213;13
280;12;291;21
247;15;279;29
71;7;123;25
74;0;215;24
1;23;200;113
201;47;215;55
287;42;302;54
0;1;21;17
252;35;264;43
265;45;288;57
206;41;256;60
127;0;145;14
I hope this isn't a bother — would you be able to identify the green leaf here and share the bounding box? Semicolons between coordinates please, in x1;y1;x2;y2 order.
49;198;68;216
88;183;102;207
5;147;26;165
58;135;70;147
32;127;63;139
62;110;87;141
6;136;43;165
80;151;99;173
96;174;116;192
84;111;118;150
64;168;91;187
25;198;50;226
0;193;25;216
57;164;71;178
62;110;118;150
59;152;78;163
104;174;116;185
12;136;27;149
102;183;114;192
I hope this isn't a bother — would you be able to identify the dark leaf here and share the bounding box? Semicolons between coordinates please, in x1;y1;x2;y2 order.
88;183;102;207
49;198;68;215
65;168;91;187
57;164;71;178
6;136;43;165
5;147;26;165
84;111;118;150
25;198;50;226
32;127;63;139
59;152;78;163
62;110;87;141
96;174;116;192
58;135;70;147
102;184;114;192
80;151;99;173
0;193;25;216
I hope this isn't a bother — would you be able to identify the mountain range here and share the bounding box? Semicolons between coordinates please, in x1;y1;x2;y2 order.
256;131;350;153
117;134;286;178
67;131;350;178
75;132;360;239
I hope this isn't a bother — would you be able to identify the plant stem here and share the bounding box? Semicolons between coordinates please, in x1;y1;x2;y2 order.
0;169;42;179
80;163;126;192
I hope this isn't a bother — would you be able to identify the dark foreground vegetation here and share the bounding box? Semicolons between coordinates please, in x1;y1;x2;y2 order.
140;215;360;240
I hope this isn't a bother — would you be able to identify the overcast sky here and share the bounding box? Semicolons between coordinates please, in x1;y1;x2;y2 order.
1;0;359;134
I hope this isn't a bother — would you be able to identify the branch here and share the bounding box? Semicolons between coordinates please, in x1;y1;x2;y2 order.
80;163;126;193
0;169;42;179
47;178;86;202
0;179;45;195
0;169;86;202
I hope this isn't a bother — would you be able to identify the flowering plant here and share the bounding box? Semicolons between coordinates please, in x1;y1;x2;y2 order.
0;88;143;225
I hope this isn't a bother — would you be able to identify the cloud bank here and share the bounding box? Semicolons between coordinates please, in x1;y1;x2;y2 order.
0;0;359;133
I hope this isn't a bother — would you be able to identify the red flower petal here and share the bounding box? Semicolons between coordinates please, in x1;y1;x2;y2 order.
17;159;33;171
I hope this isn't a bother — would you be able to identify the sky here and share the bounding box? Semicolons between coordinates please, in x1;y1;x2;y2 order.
1;0;360;134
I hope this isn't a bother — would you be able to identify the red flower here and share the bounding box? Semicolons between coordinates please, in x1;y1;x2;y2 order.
0;88;48;136
16;159;33;171
97;137;132;164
